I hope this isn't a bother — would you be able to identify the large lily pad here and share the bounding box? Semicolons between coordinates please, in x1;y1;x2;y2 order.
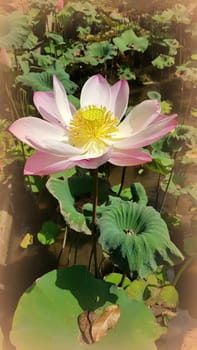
11;266;163;350
98;197;184;277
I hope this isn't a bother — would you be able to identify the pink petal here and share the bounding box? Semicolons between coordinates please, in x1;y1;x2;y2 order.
56;0;64;11
34;91;65;126
9;117;81;156
24;148;112;175
119;100;161;136
80;74;111;110
74;149;112;169
115;115;177;150
34;91;76;127
24;151;74;175
53;76;73;125
109;149;152;166
109;80;129;119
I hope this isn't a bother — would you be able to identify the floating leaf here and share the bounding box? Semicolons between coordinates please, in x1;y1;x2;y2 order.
104;273;131;289
126;279;147;301
20;233;33;249
117;66;136;80
113;29;148;53
163;39;179;56
152;55;175;69
46;177;91;235
147;91;161;100
160;100;173;114
37;221;60;245
11;266;163;350
157;285;179;308
98;197;184;277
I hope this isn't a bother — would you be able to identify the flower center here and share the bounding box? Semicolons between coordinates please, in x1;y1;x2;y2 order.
69;105;119;155
124;228;135;236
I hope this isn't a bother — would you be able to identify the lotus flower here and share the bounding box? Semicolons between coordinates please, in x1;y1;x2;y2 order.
56;0;64;11
9;74;177;175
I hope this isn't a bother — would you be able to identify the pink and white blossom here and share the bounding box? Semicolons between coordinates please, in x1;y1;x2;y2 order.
56;0;64;11
9;74;177;175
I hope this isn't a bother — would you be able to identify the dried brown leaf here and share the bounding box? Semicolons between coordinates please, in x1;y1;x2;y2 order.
78;305;120;344
92;305;120;342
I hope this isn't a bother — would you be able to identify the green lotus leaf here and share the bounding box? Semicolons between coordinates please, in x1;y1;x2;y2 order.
147;91;161;101
156;285;179;308
130;182;148;205
11;266;163;350
113;29;148;53
104;272;132;289
111;182;148;204
81;41;117;66
46;177;91;235
111;185;132;200
17;62;77;93
126;279;147;301
37;221;61;245
0;12;33;49
152;54;175;69
98;197;184;277
146;150;174;176
118;66;136;80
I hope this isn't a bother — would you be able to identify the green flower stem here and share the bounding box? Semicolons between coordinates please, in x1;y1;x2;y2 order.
57;227;68;267
159;167;173;213
117;166;127;196
173;256;194;287
89;168;99;277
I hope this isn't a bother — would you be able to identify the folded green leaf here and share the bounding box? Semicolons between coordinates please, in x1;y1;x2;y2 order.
46;177;91;235
98;197;184;277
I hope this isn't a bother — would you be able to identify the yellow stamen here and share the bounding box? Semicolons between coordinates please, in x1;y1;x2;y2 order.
69;105;119;154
